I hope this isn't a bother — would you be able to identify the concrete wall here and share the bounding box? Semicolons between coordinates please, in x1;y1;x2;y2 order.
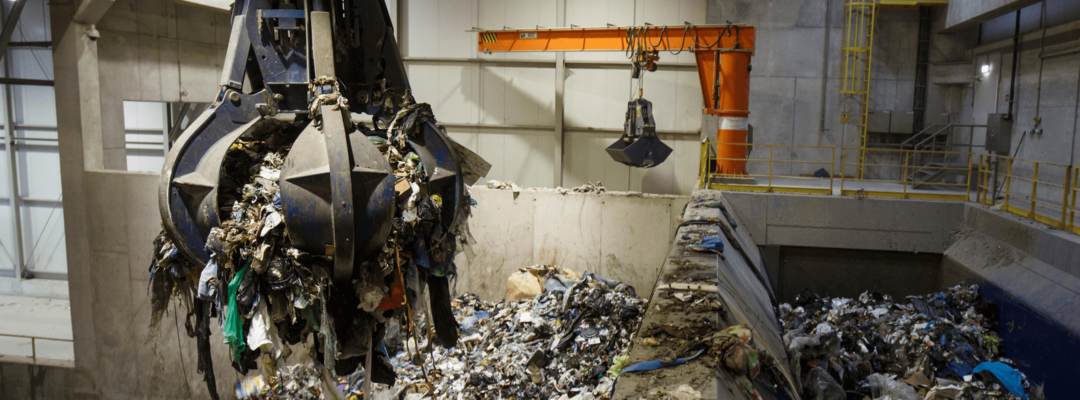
454;187;690;301
0;364;78;399
402;0;707;195
704;0;955;177
76;171;235;399
770;246;944;303
944;0;1042;32
723;192;966;254
49;0;233;397
940;12;1080;205
94;0;230;170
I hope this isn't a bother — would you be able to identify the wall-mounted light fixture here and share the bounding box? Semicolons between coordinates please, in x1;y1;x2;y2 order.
981;64;991;75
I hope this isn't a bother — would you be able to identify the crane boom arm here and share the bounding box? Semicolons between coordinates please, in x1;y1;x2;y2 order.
477;25;757;175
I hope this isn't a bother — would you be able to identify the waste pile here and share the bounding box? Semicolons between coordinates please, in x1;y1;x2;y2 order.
382;267;647;400
780;285;1043;400
485;179;607;196
147;95;481;399
486;179;522;192
557;182;606;195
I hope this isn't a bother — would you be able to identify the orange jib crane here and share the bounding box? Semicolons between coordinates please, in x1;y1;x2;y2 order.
478;24;756;174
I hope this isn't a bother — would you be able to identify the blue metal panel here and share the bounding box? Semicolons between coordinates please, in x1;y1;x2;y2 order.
978;283;1080;399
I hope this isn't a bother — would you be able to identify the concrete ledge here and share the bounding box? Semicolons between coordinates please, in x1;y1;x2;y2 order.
944;230;1080;334
963;203;1080;280
0;277;70;300
723;192;966;253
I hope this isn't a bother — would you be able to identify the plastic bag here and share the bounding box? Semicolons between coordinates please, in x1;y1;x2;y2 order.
804;366;844;400
223;262;250;363
868;373;922;400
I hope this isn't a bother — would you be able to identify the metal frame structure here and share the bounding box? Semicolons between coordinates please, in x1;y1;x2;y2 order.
0;0;60;285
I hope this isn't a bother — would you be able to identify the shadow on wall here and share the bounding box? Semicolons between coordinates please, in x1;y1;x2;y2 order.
765;245;945;303
457;63;556;181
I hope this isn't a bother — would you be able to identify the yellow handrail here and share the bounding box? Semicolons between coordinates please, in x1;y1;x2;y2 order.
700;142;836;195
699;144;1080;236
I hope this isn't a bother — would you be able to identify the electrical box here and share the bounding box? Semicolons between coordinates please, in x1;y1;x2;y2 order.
891;111;915;134
841;111;850;124
867;110;891;133
986;114;1012;155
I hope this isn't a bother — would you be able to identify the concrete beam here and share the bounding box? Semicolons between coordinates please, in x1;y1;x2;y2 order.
74;0;115;25
929;62;975;86
723;192;966;254
942;0;1041;33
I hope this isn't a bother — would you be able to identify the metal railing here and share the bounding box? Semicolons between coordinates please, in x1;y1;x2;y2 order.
0;332;74;367
840;147;973;201
899;124;986;169
697;143;1080;238
977;155;1073;230
700;142;836;195
1070;168;1080;235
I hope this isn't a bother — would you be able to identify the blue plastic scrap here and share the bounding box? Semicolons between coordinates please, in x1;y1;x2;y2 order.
691;236;725;254
973;362;1028;399
197;259;220;299
610;349;705;397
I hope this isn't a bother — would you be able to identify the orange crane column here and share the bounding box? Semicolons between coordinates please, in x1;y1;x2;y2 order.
697;49;752;176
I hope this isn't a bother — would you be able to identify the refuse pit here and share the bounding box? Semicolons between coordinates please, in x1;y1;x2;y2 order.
781;285;1044;400
228;264;648;399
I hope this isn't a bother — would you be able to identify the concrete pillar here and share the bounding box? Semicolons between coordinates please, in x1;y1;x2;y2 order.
52;13;105;398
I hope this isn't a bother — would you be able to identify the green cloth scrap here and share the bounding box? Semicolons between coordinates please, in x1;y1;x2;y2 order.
223;260;251;363
607;355;629;379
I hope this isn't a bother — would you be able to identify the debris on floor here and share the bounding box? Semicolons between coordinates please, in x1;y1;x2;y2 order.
385;269;645;400
780;285;1043;400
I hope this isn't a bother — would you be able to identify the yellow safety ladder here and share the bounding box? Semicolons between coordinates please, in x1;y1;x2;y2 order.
840;0;877;179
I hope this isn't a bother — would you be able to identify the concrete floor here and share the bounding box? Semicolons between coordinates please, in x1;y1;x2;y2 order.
0;295;74;368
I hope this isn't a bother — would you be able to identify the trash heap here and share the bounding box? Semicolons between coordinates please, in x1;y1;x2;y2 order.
485;179;606;196
557;182;606;195
383;269;647;400
780;285;1042;400
148;95;480;400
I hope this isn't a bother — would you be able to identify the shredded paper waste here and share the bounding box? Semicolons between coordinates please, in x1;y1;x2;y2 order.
781;285;1043;400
